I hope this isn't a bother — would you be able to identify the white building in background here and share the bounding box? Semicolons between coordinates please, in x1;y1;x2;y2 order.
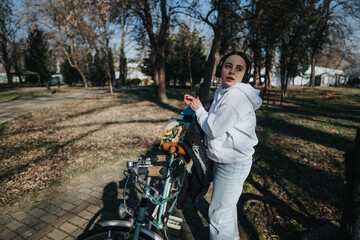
269;66;347;86
127;62;148;80
115;61;149;81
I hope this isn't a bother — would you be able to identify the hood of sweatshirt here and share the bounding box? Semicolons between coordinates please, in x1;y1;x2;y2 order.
219;83;262;111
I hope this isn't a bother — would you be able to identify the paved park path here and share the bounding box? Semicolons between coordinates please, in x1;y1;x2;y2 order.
0;89;107;124
0;159;212;240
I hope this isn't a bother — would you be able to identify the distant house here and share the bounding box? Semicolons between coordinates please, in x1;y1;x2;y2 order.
126;61;148;80
270;66;347;86
115;59;151;85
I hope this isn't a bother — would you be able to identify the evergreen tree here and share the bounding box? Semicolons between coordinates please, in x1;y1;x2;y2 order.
24;28;52;88
89;52;108;86
141;27;206;89
60;58;82;85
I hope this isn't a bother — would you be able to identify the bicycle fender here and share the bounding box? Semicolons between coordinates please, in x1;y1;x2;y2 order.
98;220;132;228
98;220;163;240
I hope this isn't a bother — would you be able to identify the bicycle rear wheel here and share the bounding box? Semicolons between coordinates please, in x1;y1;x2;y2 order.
76;226;155;240
353;211;360;240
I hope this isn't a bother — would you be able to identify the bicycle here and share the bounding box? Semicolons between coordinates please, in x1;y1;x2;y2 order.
76;141;189;240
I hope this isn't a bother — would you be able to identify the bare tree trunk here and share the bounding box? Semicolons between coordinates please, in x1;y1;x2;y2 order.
284;71;289;97
118;12;128;87
119;47;126;86
107;54;114;94
105;34;114;94
265;46;275;89
187;39;193;90
13;64;23;83
137;0;169;103
188;53;193;90
252;34;262;87
185;15;193;90
158;42;168;103
65;48;88;89
310;54;316;88
4;62;12;85
1;38;13;84
201;44;220;101
199;0;225;101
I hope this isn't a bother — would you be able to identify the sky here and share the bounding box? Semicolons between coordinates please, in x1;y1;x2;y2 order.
10;0;214;60
10;0;360;62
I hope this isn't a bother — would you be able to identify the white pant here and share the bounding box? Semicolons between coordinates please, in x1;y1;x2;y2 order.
209;159;252;240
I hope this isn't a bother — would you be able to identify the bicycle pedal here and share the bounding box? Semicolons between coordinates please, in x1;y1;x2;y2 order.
167;219;181;230
169;215;183;223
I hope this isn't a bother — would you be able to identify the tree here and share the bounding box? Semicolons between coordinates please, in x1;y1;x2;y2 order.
89;51;109;86
245;0;288;88
246;0;266;87
12;40;25;83
261;2;282;89
24;27;52;88
119;47;127;86
132;0;175;103
32;0;100;90
111;0;132;87
140;26;207;89
86;1;116;93
0;0;19;84
60;57;82;85
305;0;359;88
277;1;310;96
169;26;206;88
304;0;332;88
190;0;246;101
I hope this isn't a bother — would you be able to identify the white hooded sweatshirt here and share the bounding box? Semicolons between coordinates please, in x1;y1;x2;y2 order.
195;83;262;163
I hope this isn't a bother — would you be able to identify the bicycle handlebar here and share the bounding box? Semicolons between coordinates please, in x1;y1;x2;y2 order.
134;166;167;177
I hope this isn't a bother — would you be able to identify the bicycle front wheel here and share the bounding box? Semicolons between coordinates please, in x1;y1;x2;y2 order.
76;226;156;240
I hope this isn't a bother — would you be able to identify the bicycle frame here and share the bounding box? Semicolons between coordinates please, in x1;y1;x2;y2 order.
152;153;185;227
132;152;185;240
97;151;186;240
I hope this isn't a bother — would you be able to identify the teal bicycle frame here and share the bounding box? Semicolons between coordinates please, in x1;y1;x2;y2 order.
130;152;186;240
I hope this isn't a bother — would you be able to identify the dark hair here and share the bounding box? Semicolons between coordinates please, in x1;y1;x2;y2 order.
215;51;252;83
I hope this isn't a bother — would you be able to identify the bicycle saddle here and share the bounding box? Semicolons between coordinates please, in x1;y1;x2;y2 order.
162;142;186;155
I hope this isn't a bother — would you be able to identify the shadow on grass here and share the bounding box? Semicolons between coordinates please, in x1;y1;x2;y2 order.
238;87;359;239
0;118;169;185
274;97;359;123
239;140;344;239
242;123;346;239
123;87;187;115
264;114;352;152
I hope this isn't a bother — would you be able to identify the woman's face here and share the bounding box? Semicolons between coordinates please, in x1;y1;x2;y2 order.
221;54;247;88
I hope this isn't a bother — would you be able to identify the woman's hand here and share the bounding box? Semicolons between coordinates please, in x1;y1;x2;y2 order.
184;94;195;106
189;96;202;111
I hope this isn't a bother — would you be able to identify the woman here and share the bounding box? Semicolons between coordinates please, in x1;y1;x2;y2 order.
184;51;262;240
